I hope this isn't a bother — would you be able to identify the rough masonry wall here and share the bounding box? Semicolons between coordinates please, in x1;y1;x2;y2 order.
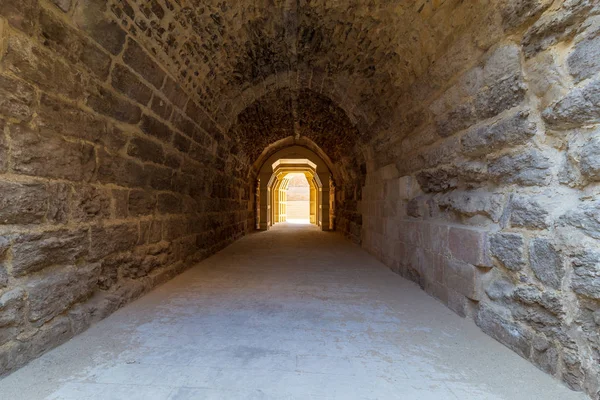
0;0;247;374
361;2;600;397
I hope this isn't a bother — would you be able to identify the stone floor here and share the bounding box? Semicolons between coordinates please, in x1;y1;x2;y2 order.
0;224;587;400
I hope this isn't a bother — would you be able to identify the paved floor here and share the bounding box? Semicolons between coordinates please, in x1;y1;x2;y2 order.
0;224;586;400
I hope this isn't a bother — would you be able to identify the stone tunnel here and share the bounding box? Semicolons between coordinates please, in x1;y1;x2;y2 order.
0;0;599;398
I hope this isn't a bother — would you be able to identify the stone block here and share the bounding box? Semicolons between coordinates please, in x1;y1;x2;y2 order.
146;164;173;191
90;223;138;261
10;124;95;182
0;73;35;121
0;181;49;225
140;114;173;143
0;0;37;34
128;190;156;217
3;36;84;99
435;102;477;138
87;85;142;124
449;226;491;267
475;305;532;358
150;95;173;121
37;95;126;152
157;193;181;214
11;228;89;277
111;63;153;106
112;189;129;219
47;183;70;224
162;77;188;110
73;0;126;55
488;149;551;186
127;136;164;164
475;74;526;121
446;259;482;301
50;0;71;12
510;195;551;229
571;250;600;299
461;110;536;156
173;132;191;153
489;232;526;271
71;186;111;222
543;78;600;129
529;238;564;289
38;8;110;79
122;38;165;89
97;149;147;188
26;265;99;325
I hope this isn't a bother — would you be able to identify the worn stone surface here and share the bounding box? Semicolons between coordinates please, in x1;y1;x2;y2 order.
529;238;564;290
490;233;526;271
0;1;599;396
571;250;600;299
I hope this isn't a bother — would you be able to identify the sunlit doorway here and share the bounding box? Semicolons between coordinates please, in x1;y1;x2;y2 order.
285;173;310;224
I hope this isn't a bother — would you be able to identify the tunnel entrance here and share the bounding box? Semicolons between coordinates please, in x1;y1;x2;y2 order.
254;145;334;231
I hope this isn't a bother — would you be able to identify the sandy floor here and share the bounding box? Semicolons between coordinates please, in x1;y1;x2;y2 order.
0;223;586;399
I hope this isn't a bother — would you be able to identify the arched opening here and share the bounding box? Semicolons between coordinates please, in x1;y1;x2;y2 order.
254;145;334;231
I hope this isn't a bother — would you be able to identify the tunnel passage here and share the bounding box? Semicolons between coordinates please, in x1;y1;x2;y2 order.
0;0;600;398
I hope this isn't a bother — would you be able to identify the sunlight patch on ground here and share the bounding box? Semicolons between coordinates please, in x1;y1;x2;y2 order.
286;219;310;224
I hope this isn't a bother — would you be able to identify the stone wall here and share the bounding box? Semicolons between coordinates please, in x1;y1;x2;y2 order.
0;0;247;374
361;2;600;397
1;0;600;398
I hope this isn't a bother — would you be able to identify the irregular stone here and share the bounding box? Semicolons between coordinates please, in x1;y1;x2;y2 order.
90;223;138;261
532;336;558;375
475;75;527;121
438;191;505;222
11;228;89;276
500;0;553;31
579;133;600;181
559;200;600;240
475;305;532;358
25;264;99;324
10;125;95;182
127;136;164;164
146;164;173;191
485;277;515;302
111;63;153;106
112;189;129;219
562;349;585;391
529;238;564;289
510;195;551;229
488;149;551;186
50;0;71;12
461;110;536;156
122;38;165;89
568;25;600;83
571;250;600;299
522;0;596;57
543;78;600;129
0;181;49;225
0;74;35;121
416;167;458;193
406;198;423;218
71;186;111;222
0;288;25;345
435;102;477;138
128;190;156;217
490;233;526;271
524;51;569;108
